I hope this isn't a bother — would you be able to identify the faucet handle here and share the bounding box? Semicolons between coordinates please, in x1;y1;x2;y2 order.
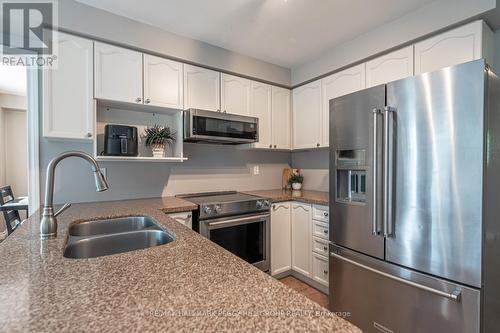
54;203;71;217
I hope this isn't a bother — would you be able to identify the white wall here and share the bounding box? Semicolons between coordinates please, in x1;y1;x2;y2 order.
292;0;497;84
58;0;291;86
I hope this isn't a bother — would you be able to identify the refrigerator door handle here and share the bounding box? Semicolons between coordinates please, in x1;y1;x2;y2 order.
383;106;395;237
330;251;462;302
372;108;382;235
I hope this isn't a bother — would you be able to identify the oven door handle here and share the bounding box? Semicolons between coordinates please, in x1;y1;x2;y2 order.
207;213;270;228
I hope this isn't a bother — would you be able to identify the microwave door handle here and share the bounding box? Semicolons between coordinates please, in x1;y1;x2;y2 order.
383;107;395;237
372;108;381;235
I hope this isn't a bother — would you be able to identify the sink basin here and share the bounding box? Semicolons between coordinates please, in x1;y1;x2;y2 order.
68;216;158;236
64;216;175;259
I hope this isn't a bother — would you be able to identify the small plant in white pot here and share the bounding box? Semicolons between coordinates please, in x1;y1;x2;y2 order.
288;173;304;190
144;124;176;158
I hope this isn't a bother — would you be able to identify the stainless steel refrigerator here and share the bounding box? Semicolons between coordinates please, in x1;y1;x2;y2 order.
329;59;500;333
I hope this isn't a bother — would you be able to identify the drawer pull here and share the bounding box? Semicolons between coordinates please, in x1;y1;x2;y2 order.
323;212;328;217
323;230;328;234
323;246;328;251
323;270;328;275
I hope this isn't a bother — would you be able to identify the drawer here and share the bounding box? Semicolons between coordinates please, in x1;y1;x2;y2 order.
312;205;329;222
312;253;329;286
167;211;192;229
312;236;329;256
312;220;329;240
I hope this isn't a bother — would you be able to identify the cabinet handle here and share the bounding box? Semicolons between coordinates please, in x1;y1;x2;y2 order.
323;246;328;251
323;270;328;275
323;212;328;217
323;230;328;234
145;98;151;104
269;144;272;148
316;143;320;147
86;132;92;138
223;110;227;113
274;145;277;148
135;97;142;103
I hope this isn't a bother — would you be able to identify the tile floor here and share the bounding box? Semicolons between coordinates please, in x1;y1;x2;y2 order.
279;276;329;308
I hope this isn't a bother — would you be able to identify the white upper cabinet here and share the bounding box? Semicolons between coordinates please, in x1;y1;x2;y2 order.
292;80;322;149
143;54;183;109
321;64;366;146
271;202;292;276
250;82;272;149
366;46;414;88
414;20;492;75
291;202;312;277
272;86;291;150
183;64;220;111
221;74;252;116
94;42;143;104
43;32;94;140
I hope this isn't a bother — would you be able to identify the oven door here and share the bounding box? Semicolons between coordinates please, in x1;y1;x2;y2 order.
184;109;258;144
200;213;270;271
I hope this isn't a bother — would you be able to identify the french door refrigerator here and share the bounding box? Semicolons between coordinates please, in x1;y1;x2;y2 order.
329;59;500;333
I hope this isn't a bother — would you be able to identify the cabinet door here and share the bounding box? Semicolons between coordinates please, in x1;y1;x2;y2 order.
94;42;143;104
366;46;414;88
183;64;220;111
272;86;291;150
312;253;329;286
43;32;94;140
271;202;292;276
167;211;192;229
250;82;272;149
292;80;321;149
321;64;365;146
291;202;312;277
414;20;487;75
143;54;183;109
221;74;251;116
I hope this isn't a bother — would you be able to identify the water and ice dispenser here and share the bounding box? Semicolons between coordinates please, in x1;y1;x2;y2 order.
335;149;367;204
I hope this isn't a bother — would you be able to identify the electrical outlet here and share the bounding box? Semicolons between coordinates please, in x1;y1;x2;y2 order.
100;168;107;180
253;165;260;175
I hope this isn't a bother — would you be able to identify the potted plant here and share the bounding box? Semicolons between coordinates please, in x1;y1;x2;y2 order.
288;173;304;190
143;124;176;158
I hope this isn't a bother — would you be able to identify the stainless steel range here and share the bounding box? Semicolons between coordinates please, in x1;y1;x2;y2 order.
176;191;271;271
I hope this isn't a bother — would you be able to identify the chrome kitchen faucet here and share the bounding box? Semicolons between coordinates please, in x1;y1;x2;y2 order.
40;151;109;239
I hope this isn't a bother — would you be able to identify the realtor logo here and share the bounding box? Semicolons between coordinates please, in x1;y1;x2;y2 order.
1;0;57;66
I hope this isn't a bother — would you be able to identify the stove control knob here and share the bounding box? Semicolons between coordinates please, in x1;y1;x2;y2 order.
203;205;212;215
256;200;263;209
214;204;222;214
263;200;271;208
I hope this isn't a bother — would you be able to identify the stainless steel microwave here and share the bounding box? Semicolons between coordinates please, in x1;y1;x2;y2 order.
183;109;259;144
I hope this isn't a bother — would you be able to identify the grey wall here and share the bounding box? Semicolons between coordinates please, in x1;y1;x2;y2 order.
41;139;290;204
291;150;329;192
58;0;291;86
291;0;497;85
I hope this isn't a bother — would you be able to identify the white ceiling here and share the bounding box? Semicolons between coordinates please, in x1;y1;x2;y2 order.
77;0;435;68
0;65;26;96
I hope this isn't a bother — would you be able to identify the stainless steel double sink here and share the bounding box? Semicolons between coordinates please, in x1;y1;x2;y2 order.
63;216;175;259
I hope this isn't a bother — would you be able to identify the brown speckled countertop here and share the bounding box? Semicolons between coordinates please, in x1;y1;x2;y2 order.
243;189;329;206
0;197;358;333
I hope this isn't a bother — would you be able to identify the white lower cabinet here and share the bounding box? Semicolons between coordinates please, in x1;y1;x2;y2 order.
270;202;292;276
312;253;329;287
291;202;312;277
167;211;192;229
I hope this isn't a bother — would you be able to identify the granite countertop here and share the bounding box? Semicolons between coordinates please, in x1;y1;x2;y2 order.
0;197;358;332
243;189;329;206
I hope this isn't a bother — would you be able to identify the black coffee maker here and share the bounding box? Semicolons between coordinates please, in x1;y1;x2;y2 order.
103;125;138;156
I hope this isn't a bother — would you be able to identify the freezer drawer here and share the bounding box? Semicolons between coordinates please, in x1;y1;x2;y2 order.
329;246;480;333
